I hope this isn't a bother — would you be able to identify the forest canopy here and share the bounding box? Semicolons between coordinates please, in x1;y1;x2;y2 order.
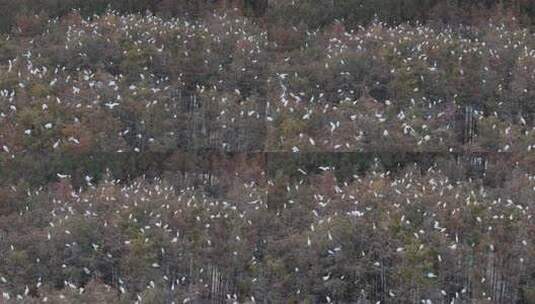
0;1;534;304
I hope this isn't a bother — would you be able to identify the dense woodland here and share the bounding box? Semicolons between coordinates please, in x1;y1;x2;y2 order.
0;1;534;303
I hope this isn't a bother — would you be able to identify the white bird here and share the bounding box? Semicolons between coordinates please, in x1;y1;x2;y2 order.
329;121;337;132
104;102;120;109
426;272;437;278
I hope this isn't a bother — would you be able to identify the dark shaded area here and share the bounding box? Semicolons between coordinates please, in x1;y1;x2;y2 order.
1;0;535;33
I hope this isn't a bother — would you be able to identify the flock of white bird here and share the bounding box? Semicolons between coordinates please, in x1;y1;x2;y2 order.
0;10;533;304
0;163;533;303
0;13;533;156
